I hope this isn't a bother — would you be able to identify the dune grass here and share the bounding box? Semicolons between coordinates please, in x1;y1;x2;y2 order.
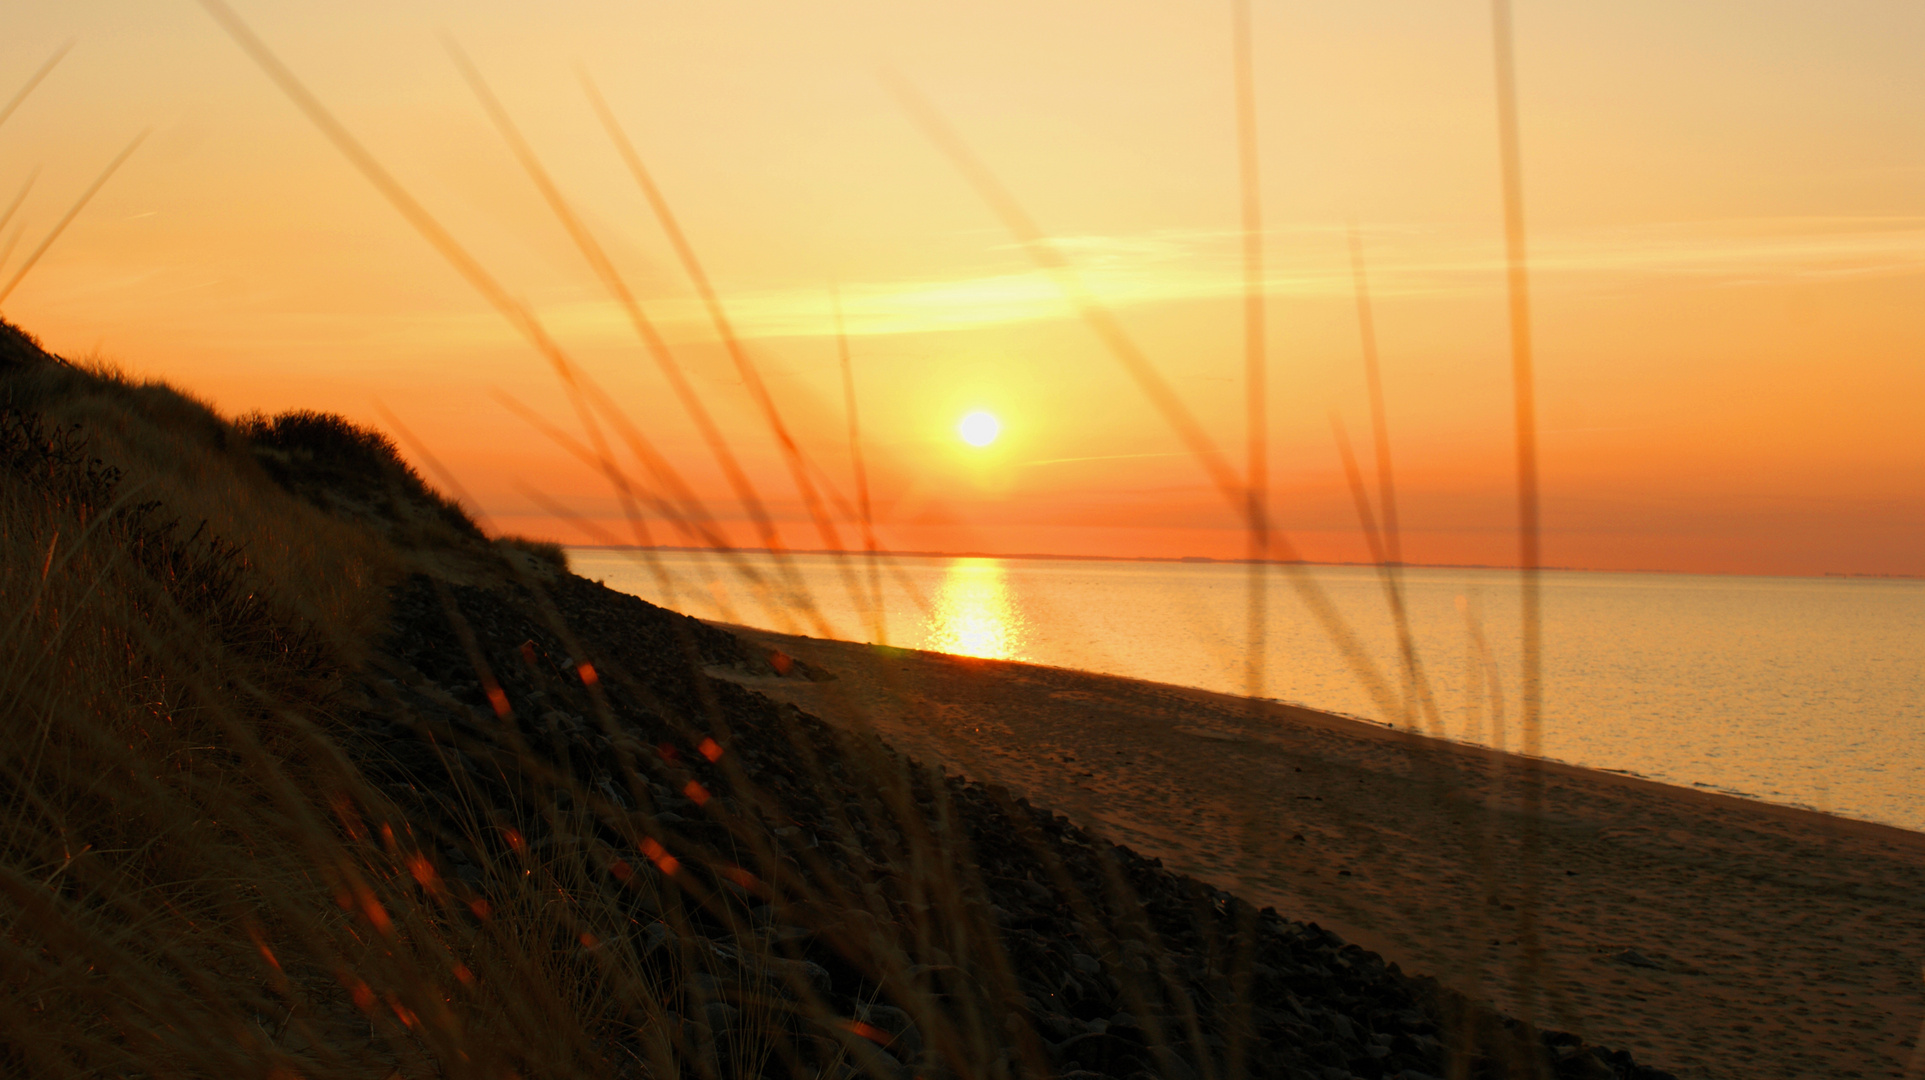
0;357;714;1076
0;357;874;1076
0;347;989;1077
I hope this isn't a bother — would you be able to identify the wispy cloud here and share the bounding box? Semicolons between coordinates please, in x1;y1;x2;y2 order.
1017;451;1191;469
533;216;1925;342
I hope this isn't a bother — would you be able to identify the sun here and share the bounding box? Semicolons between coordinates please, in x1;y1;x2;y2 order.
957;410;1001;448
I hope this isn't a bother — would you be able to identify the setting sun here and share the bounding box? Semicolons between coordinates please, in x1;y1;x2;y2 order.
958;411;1001;448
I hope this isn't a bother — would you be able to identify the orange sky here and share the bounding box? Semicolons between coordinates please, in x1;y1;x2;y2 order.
1;1;1919;576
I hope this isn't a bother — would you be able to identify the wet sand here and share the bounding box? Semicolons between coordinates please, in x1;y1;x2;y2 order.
715;626;1925;1080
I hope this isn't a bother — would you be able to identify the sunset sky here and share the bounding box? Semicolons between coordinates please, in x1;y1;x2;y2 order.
2;1;1919;576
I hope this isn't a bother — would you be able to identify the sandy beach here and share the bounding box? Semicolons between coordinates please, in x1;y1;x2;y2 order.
716;626;1925;1080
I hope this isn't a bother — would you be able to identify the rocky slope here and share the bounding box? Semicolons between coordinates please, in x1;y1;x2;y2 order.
346;562;1677;1080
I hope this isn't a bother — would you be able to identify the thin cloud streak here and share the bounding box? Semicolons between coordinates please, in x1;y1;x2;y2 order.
543;215;1925;341
159;216;1921;350
1017;451;1190;469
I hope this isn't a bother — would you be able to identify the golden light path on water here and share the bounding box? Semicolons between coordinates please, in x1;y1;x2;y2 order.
924;557;1026;660
567;549;1925;831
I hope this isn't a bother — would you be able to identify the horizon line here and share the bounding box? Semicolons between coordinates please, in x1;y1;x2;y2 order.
559;544;1922;581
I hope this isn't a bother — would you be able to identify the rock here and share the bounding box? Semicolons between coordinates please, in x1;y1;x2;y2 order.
703;1001;740;1034
1106;1013;1148;1045
1562;1051;1620;1080
762;957;833;997
1036;1012;1080;1042
1053;1031;1141;1076
638;922;676;957
855;1003;922;1062
1148;1044;1201;1080
1612;949;1664;969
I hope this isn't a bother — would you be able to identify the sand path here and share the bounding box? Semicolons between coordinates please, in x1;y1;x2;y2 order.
714;627;1925;1080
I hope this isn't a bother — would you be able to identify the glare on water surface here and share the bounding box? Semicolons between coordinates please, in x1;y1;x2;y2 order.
565;548;1925;831
924;557;1025;660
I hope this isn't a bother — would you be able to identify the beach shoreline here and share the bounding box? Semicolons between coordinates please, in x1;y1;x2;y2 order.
716;624;1925;1080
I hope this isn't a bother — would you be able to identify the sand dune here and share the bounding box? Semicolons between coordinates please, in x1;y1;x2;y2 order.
716;626;1925;1080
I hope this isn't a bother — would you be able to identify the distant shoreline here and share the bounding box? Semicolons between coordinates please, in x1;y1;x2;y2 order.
564;544;1923;581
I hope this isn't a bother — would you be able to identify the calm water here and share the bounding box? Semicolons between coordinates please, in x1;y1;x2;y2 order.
569;549;1925;832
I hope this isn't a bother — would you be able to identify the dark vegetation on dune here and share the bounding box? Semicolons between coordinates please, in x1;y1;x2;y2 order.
0;319;1676;1078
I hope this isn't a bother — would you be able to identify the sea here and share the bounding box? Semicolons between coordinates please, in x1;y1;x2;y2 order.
567;548;1925;833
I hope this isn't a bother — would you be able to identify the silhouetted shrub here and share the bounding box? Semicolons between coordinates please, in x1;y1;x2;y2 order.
0;408;119;513
497;533;569;572
238;409;484;540
0;317;60;371
2;404;332;697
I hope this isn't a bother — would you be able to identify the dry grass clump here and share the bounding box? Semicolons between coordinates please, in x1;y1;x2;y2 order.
0;344;818;1077
236;409;484;552
0;399;370;1074
496;533;571;574
2;351;397;664
0;347;1023;1078
0;358;477;1073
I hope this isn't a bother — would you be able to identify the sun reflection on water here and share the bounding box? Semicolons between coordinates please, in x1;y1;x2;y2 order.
924;557;1027;660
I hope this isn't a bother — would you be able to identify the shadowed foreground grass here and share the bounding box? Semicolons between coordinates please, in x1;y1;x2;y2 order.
0;321;1673;1080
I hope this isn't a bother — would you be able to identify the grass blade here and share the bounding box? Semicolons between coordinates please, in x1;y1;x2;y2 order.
0;133;145;309
832;286;887;644
1234;0;1268;713
1491;0;1551;1032
0;42;73;132
0;168;38;235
